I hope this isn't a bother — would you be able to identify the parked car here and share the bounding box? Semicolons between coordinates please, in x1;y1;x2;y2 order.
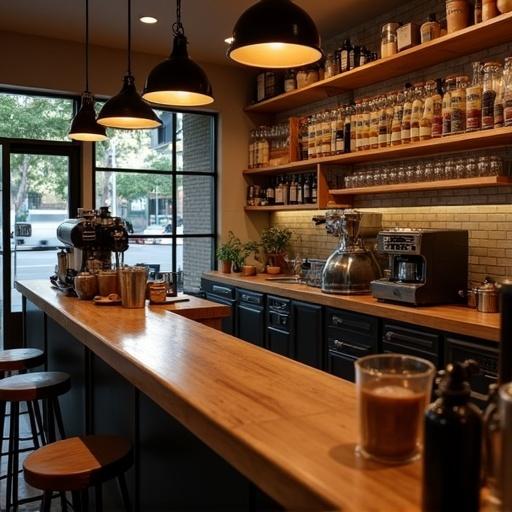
18;209;67;249
142;223;183;245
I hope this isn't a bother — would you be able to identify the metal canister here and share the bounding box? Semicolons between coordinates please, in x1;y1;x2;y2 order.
477;280;500;313
118;267;147;309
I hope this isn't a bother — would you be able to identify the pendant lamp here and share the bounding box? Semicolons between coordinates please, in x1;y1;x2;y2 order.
228;0;322;69
97;0;162;129
69;0;107;141
143;0;214;107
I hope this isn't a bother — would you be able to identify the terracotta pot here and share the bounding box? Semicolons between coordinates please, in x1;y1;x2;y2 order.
220;260;232;274
498;0;512;12
266;252;289;274
266;266;281;275
242;265;257;277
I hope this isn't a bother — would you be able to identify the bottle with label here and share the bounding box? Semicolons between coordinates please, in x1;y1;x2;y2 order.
330;109;338;155
361;98;371;151
315;112;323;157
266;179;275;206
504;57;512;126
348;104;355;153
303;175;311;203
450;75;469;134
274;177;284;206
299;117;309;161
482;62;502;129
442;76;456;136
288;175;298;205
411;82;425;142
340;39;352;73
378;95;390;148
381;23;399;58
431;79;444;138
422;360;482;512
349;44;359;71
391;89;404;146
297;175;304;204
282;175;289;205
421;14;441;43
420;80;436;141
355;99;364;152
321;111;332;157
466;62;483;132
494;66;505;128
369;97;381;149
446;0;470;33
248;130;255;169
311;175;318;204
385;92;395;147
308;114;316;159
335;108;345;155
401;85;414;144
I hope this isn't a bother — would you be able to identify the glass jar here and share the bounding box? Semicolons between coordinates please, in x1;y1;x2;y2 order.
494;66;505;128
324;54;336;79
397;163;406;183
431;79;444;138
489;155;504;176
442;76;457;136
446;0;470;33
504;57;512;126
424;161;434;181
415;162;425;182
478;154;491;176
406;164;416;182
444;158;456;179
451;75;469;134
482;62;502;129
361;98;371;151
483;0;499;20
455;158;466;178
284;69;297;93
388;167;398;184
296;69;308;89
420;80;437;141
466;157;478;178
411;83;425;143
401;85;414;144
391;90;404;146
381;23;399;58
378;95;390;148
466;62;483;132
434;160;445;180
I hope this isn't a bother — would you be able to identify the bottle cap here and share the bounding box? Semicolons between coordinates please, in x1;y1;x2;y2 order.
436;360;479;399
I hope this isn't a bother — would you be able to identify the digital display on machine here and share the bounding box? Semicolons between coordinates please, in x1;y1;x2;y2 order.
382;235;417;253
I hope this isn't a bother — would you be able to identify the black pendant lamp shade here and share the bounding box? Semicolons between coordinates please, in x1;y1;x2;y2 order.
97;0;162;129
228;0;322;68
68;0;107;141
143;0;214;106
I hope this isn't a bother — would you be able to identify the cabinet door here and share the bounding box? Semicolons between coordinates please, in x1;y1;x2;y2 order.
205;293;235;335
327;350;357;382
292;301;323;369
267;327;292;357
237;304;265;347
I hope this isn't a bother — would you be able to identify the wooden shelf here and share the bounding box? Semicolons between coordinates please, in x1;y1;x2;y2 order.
245;204;319;212
329;176;512;196
245;12;512;114
243;127;512;176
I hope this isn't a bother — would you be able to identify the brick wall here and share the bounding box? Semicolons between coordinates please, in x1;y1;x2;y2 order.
269;0;512;286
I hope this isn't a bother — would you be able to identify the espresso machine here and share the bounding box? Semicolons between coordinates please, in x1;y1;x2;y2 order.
371;228;468;306
51;207;129;290
314;210;382;294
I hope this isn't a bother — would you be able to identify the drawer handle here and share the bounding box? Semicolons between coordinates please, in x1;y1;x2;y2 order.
212;285;230;296
242;295;259;304
333;339;366;352
385;332;393;341
332;316;344;326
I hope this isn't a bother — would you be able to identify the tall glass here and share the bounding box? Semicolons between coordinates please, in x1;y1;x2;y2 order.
355;354;435;464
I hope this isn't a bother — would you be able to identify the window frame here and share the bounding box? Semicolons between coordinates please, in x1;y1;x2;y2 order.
92;108;219;275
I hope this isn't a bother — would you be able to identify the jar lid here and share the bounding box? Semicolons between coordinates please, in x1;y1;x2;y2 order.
483;61;503;68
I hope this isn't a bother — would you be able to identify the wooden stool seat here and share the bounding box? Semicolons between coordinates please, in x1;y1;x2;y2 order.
0;348;45;372
0;372;70;401
24;436;133;492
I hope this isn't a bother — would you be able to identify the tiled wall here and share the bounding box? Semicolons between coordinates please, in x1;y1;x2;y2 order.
267;1;512;286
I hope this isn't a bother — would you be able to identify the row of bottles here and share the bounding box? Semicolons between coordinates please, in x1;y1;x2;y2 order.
248;123;290;169
247;173;317;207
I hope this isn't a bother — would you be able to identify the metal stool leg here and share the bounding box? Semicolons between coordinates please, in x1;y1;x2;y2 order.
33;400;46;446
41;490;52;512
94;485;103;512
46;398;56;444
118;473;131;512
26;401;40;450
71;491;82;512
53;397;66;440
0;400;6;481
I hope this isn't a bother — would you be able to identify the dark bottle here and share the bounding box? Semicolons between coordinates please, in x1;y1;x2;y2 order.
422;360;482;512
297;175;304;204
349;45;360;70
311;175;318;204
303;175;311;204
344;108;352;154
266;179;275;206
289;175;298;205
340;39;352;73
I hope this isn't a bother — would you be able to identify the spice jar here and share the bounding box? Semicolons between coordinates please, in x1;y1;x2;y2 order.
324;54;336;79
466;62;483;132
494;65;505;128
401;84;414;144
450;75;469;134
391;90;404;146
149;281;167;304
369;97;380;149
483;0;499;20
482;62;502;129
296;69;308;89
381;23;400;58
446;0;470;33
421;14;441;43
431;79;444;138
420;81;436;141
442;76;457;136
410;82;425;142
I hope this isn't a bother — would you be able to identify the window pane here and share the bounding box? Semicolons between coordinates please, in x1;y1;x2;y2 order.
96;171;173;235
95;110;172;171
179;175;214;235
179;237;213;293
121;241;172;272
178;113;215;173
0;93;74;141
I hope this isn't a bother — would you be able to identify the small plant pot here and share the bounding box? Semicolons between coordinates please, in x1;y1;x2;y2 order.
242;265;257;277
266;265;281;275
220;260;232;274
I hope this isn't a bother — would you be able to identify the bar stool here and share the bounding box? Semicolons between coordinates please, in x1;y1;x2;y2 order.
24;435;133;512
0;371;71;511
0;348;45;378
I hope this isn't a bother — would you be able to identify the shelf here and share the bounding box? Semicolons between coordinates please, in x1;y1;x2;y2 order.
329;176;512;196
243;127;512;176
244;204;319;212
245;12;512;114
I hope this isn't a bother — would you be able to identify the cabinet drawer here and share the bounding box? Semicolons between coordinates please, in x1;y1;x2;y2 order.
326;308;378;349
327;351;358;382
267;327;292;358
202;279;235;299
445;337;498;404
382;342;439;366
236;288;264;306
327;337;374;359
382;322;441;357
205;293;235;335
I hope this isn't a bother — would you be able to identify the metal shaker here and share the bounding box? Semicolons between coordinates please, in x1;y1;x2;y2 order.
118;267;147;308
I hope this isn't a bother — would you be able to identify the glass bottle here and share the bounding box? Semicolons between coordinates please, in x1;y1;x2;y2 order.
340;39;352;73
289;175;298;205
361;98;371;151
321;111;332;157
385;92;396;147
411;82;425;142
378;95;390;148
324;54;336;80
274;176;283;205
391;90;404;146
349;44;359;70
355;99;364;152
467;62;483;132
335;108;345;155
431;79;444;138
370;97;381;149
315;112;323;157
308;114;317;159
381;23;399;58
451;75;469;134
282;175;289;205
330;109;338;155
297;175;304;204
260;127;270;167
504;57;512;127
482;62;502;129
401;85;414;144
311;175;318;204
420;80;436;141
345;105;353;154
442;76;457;136
303;174;312;203
494;66;505;128
421;14;441;43
266;179;275;206
248;129;255;169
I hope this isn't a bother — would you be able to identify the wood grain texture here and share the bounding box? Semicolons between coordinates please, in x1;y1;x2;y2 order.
245;12;512;114
204;272;500;342
0;348;45;371
0;372;71;401
16;280;422;510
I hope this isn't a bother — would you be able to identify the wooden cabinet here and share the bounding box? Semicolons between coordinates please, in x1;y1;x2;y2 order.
236;289;266;347
292;301;323;369
202;279;236;334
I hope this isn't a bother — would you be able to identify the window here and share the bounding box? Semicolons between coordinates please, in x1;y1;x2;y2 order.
95;110;217;292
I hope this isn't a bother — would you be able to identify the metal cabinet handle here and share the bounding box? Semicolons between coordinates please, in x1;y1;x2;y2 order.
241;294;259;304
332;316;344;326
212;285;231;297
333;339;366;352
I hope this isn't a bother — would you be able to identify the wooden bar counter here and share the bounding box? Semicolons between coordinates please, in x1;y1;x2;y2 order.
204;271;500;342
16;280;422;511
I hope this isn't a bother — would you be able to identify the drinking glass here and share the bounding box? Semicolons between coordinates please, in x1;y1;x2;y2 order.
490;156;504;177
478;155;490;177
465;157;478;178
355;354;435;464
444;158;455;179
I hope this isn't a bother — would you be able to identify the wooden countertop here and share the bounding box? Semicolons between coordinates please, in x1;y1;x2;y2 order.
204;271;501;342
16;280;422;511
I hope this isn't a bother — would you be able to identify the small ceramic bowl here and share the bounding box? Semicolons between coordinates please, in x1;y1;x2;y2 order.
266;266;281;275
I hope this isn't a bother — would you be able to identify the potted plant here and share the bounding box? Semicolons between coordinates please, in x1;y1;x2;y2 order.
216;232;239;273
237;240;260;276
260;226;292;274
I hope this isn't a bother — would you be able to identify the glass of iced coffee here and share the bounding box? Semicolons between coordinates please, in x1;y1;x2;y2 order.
355;354;435;464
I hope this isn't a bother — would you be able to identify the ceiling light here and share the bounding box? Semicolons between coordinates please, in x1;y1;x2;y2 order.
139;16;157;24
98;0;162;129
142;0;214;107
69;0;107;142
228;0;322;68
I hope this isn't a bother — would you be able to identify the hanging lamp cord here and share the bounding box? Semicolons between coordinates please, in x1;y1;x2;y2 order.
127;0;132;75
172;0;185;36
85;0;90;93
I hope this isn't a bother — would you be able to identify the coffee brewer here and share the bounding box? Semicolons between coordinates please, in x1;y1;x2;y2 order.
51;207;129;290
371;228;468;306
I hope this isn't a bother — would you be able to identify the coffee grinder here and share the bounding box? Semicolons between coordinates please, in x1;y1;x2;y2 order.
371;228;468;306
